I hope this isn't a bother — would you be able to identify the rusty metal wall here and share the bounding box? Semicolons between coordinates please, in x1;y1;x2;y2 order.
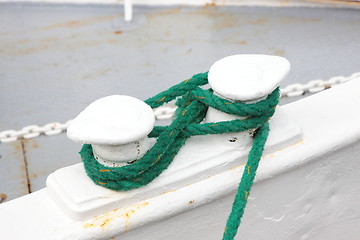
1;4;360;202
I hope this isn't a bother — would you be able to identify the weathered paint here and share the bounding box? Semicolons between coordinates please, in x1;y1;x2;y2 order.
22;135;81;192
0;141;29;202
82;202;149;232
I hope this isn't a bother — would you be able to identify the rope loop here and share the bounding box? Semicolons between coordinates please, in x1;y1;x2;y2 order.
80;72;280;240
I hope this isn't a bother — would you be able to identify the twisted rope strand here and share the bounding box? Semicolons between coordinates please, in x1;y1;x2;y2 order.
80;72;280;240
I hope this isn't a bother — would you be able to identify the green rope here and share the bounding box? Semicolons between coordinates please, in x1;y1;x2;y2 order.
80;72;280;239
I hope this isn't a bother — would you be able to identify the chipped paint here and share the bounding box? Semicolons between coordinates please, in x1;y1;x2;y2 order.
0;193;7;203
82;202;149;231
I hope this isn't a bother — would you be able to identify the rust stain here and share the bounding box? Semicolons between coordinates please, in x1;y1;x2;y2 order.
279;0;291;6
274;49;285;56
83;202;149;231
30;173;38;178
279;17;320;24
0;193;8;203
247;18;267;25
114;31;123;35
238;41;247;45
160;190;176;196
107;39;120;45
82;68;111;80
41;37;60;43
204;0;217;8
14;142;22;152
188;200;195;204
151;7;182;16
42;15;117;30
31;140;39;149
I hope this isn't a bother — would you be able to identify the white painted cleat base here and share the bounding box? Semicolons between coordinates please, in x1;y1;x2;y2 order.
46;106;302;221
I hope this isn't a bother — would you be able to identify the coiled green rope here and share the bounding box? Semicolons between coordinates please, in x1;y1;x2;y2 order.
80;72;280;239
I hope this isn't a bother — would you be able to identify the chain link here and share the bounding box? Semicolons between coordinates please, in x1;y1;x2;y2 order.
280;72;359;97
1;72;359;143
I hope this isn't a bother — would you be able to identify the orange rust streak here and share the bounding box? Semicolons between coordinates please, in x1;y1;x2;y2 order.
196;96;205;99
96;181;107;185
209;124;218;127
42;15;117;30
82;202;149;230
184;79;190;84
99;169;111;172
224;102;233;105
181;110;187;116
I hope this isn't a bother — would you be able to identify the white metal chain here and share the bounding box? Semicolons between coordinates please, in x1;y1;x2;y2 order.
1;72;359;143
280;72;360;97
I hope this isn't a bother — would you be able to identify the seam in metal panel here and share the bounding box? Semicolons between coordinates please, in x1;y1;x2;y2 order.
20;140;32;193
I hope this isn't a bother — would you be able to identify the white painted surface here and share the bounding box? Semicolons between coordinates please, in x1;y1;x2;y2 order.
67;95;155;165
47;106;301;221
0;78;359;239
124;0;133;22
92;138;155;167
208;54;290;101
67;95;155;145
205;54;289;152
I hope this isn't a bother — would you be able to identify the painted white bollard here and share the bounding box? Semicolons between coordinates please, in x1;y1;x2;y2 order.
67;95;155;167
205;54;290;149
